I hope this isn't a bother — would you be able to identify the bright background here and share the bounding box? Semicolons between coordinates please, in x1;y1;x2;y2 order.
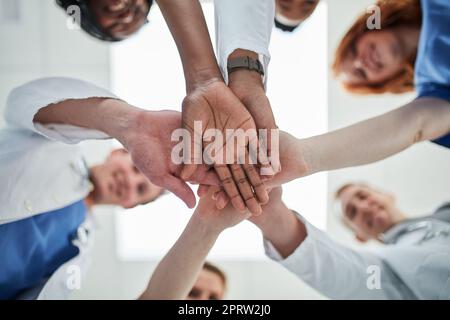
0;0;449;299
111;2;328;262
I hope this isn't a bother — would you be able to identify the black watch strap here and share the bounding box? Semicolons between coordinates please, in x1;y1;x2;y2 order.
227;56;265;76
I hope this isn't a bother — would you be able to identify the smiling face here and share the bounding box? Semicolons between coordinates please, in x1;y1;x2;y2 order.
89;149;164;208
88;0;151;40
339;29;406;86
275;0;320;22
338;184;398;242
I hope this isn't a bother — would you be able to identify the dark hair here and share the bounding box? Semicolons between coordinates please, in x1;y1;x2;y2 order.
56;0;153;42
274;18;300;32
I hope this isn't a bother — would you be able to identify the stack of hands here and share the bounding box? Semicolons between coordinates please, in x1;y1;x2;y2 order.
119;49;296;218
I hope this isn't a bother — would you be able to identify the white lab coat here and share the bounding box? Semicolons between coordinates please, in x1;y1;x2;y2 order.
215;0;275;87
0;77;117;299
264;211;450;299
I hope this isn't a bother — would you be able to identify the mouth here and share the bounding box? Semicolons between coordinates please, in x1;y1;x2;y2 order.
107;0;134;13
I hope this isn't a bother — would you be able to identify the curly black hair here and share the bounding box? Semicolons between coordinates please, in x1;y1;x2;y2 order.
56;0;153;42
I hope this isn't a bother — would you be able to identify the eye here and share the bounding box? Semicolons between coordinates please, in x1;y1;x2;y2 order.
357;192;367;200
137;183;147;196
209;294;219;300
346;205;356;220
188;288;200;298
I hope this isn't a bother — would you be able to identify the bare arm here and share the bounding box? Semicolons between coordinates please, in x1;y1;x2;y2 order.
138;214;218;300
266;98;450;189
34;98;139;140
156;0;222;91
139;189;250;299
302;98;450;175
156;0;269;215
34;96;218;208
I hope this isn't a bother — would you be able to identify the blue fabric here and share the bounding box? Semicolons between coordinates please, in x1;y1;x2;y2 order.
0;200;86;300
415;0;450;148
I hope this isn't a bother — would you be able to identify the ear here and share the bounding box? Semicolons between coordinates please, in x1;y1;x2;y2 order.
355;234;368;243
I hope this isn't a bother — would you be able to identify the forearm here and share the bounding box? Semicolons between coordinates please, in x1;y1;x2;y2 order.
252;203;307;258
139;214;220;300
156;0;222;91
299;98;450;175
215;0;274;84
34;98;141;142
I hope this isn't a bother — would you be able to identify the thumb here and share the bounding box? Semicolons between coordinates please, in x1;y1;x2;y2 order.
163;175;197;209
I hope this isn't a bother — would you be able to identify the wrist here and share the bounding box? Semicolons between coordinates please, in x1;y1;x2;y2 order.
189;213;223;241
260;208;307;258
228;49;264;89
228;48;259;61
107;103;150;146
294;138;315;177
252;201;287;233
228;68;264;92
186;67;223;93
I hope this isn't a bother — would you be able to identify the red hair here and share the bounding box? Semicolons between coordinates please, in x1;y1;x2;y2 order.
333;0;422;94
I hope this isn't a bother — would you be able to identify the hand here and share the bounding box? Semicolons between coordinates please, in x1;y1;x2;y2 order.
118;110;219;209
248;187;284;227
193;187;252;234
198;131;309;208
228;50;280;175
181;79;269;215
265;131;309;189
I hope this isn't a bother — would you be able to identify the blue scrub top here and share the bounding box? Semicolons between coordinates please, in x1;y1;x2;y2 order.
415;0;450;148
0;200;86;300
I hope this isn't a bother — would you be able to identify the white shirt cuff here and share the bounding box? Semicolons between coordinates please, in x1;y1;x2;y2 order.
5;77;118;144
263;212;324;271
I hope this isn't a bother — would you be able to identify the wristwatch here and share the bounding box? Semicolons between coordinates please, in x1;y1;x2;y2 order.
227;56;265;76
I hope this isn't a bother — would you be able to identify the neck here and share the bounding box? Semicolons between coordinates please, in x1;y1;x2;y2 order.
394;25;421;60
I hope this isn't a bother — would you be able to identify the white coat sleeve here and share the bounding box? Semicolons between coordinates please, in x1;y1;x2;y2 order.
264;213;416;299
4;77;119;144
214;0;274;87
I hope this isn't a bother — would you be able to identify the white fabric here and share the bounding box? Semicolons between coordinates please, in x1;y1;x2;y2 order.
0;77;117;224
37;216;96;300
264;213;450;299
0;77;117;299
214;0;275;87
274;12;303;27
